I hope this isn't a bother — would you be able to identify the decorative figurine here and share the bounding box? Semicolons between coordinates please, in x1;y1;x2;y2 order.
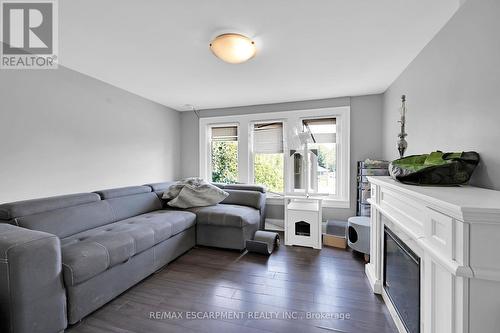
397;95;408;158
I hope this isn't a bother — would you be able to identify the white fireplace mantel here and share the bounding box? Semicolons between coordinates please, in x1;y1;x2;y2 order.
365;176;500;333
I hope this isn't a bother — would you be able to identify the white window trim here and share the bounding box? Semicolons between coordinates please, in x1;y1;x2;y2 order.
199;106;350;208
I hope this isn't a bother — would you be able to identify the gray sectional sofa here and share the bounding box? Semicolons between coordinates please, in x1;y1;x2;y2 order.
0;182;266;333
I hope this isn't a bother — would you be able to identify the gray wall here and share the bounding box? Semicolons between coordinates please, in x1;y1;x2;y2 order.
180;94;384;221
180;111;200;179
382;0;500;190
0;66;181;203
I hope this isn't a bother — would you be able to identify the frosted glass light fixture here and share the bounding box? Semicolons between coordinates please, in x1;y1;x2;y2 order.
209;33;256;64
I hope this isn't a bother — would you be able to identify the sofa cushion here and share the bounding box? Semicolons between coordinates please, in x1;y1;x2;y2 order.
188;204;260;228
222;184;266;193
121;210;196;240
106;193;162;221
60;210;196;286
0;193;100;221
14;201;115;238
93;186;151;199
221;189;264;210
144;181;176;196
94;186;163;221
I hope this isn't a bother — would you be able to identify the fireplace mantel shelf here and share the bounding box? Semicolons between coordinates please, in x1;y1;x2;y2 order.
366;176;500;333
367;176;500;223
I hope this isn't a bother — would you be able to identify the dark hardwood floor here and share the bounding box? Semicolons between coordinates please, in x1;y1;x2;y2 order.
67;241;398;333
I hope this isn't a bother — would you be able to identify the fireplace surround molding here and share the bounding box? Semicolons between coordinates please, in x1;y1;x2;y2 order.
366;176;500;333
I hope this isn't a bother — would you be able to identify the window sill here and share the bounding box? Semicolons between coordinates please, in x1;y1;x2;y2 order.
265;195;350;209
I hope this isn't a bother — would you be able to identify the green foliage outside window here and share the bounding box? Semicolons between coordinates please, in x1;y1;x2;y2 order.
254;153;284;193
211;141;238;184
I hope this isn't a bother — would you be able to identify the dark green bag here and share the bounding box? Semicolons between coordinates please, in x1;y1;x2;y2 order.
389;151;480;185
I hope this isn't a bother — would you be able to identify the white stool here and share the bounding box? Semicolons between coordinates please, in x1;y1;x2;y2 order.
347;216;370;255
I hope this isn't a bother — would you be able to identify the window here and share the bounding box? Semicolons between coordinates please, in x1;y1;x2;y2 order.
252;122;284;193
303;118;336;195
199;106;350;208
210;125;238;183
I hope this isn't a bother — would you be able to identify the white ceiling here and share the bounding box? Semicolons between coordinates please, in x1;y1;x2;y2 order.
60;0;459;111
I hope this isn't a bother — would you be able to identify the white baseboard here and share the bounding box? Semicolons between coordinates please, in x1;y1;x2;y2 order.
365;263;383;294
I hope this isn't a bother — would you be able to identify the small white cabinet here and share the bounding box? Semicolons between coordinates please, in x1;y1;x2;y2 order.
284;197;322;249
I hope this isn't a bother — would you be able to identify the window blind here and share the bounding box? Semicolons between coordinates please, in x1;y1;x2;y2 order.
253;122;284;154
303;118;336;143
211;126;238;142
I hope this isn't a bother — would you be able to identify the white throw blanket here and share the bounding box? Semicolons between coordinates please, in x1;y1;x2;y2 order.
162;178;229;209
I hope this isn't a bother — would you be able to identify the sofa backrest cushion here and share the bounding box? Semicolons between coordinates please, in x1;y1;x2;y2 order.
144;181;176;197
222;184;266;193
221;189;265;210
15;201;115;238
0;193;117;238
0;186;164;238
0;193;100;220
94;186;151;199
94;186;162;221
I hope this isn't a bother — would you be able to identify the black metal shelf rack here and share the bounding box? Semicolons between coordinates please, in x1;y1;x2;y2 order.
356;160;390;216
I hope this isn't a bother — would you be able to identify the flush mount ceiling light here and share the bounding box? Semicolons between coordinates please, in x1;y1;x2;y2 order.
209;33;256;64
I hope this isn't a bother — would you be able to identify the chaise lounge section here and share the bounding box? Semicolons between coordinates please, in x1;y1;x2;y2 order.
0;182;266;333
148;182;266;250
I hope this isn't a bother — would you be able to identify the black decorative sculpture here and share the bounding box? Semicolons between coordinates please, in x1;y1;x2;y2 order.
397;95;408;158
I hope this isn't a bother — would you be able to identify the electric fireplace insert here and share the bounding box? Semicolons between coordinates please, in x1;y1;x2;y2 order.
384;226;421;333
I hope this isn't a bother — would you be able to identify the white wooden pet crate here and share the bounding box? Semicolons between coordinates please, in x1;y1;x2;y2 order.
284;197;322;249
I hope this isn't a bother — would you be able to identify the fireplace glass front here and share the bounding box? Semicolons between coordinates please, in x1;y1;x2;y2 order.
384;226;420;333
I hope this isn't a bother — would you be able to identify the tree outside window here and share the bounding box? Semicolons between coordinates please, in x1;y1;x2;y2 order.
210;126;238;184
252;122;284;193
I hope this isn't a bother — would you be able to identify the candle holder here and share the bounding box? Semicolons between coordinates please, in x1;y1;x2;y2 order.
397;95;408;158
